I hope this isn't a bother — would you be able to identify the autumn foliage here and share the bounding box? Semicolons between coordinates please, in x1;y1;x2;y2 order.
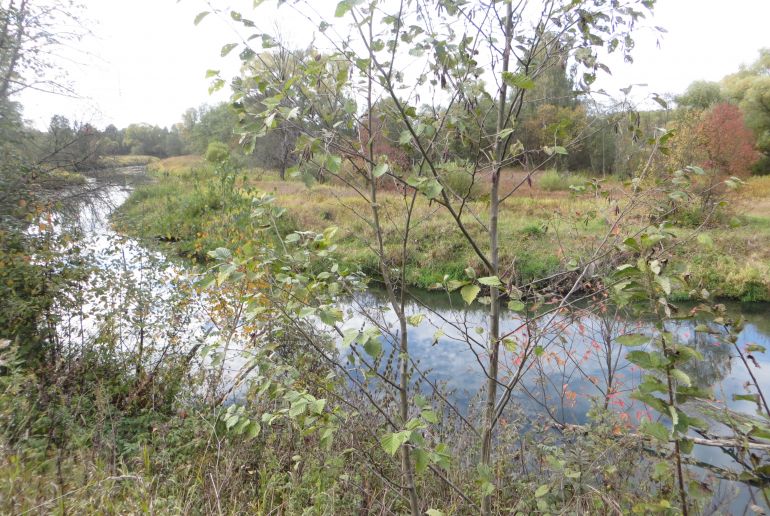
698;102;759;176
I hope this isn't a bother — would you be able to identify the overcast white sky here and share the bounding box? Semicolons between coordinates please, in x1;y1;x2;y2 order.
17;0;770;130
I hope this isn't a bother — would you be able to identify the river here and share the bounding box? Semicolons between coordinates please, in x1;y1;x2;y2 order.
75;167;769;512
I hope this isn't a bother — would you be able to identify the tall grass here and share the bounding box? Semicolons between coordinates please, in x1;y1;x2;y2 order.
538;169;587;191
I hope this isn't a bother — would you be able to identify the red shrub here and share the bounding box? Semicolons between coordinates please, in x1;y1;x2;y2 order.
698;102;759;176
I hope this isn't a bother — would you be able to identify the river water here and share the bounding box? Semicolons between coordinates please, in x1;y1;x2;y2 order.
75;168;769;512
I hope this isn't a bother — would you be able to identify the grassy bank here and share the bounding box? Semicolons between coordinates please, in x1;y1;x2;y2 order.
96;154;159;168
114;156;770;301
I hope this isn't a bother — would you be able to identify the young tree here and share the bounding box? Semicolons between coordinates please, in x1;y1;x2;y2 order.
203;1;659;513
0;0;82;101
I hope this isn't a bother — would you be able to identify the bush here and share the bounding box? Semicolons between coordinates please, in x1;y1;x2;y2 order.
521;222;546;237
751;154;770;176
538;169;586;191
205;141;230;163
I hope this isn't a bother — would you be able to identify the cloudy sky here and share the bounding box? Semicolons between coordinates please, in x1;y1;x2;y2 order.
17;0;770;130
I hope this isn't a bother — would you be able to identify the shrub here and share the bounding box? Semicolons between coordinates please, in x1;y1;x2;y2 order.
521;222;546;237
205;141;230;163
751;154;770;176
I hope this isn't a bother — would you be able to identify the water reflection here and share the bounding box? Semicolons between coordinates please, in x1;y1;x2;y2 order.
68;174;769;512
339;288;770;511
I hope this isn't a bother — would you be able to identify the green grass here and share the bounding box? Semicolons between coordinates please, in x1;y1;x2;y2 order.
538;169;588;191
97;154;159;168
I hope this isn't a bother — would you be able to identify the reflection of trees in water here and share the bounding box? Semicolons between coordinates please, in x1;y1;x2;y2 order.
667;319;733;388
738;302;770;336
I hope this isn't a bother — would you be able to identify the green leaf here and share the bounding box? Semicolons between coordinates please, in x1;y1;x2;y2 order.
335;0;351;17
565;469;581;479
655;275;671;295
421;179;443;199
246;421;261;439
668;405;679;429
461;284;481;305
221;43;238;57
733;393;760;403
627;350;667;370
553;146;568;155
446;280;467;292
640;420;669;442
217;263;237;285
426;510;444;516
310;398;326;414
421;409;439;424
679;438;694;454
407;314;425;326
671;368;691;387
414;447;430;473
363;338;382;358
289;401;307;418
319;308;343;326
640;376;667;395
631;391;670;415
617;334;649;347
225;414;240;429
507;300;525;312
502;71;535;90
381;431;411;456
373;163;389;178
194;11;210;25
399;130;412;145
342;329;358;346
325;154;342;173
208;247;232;261
534;484;549;498
672;345;703;362
478;276;503;287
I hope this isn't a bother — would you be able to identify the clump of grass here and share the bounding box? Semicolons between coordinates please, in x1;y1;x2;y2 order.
44;169;87;186
521;222;546;237
538;169;587;192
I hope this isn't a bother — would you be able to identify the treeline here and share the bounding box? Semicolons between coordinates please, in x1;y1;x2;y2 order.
32;47;769;181
185;47;769;180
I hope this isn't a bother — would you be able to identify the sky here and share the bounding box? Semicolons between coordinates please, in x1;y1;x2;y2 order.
16;0;770;130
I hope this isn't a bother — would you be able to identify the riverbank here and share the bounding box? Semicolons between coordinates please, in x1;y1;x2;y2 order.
114;156;770;301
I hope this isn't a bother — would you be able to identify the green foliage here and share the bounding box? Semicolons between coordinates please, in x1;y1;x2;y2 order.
676;80;723;110
722;49;770;160
205;140;230;163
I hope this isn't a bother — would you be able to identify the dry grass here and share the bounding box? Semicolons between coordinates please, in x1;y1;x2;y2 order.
119;157;770;298
147;155;206;174
735;175;770;218
98;154;159;167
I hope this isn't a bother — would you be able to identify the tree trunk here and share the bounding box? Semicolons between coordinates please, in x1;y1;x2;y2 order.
480;4;513;515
